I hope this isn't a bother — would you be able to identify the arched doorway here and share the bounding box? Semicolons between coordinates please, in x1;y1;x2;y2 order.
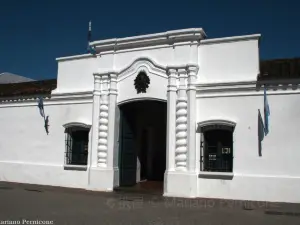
117;100;167;193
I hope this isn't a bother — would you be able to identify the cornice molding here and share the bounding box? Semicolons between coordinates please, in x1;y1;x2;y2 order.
197;119;236;133
196;79;300;97
51;91;93;98
197;119;236;128
56;54;96;62
196;80;257;93
0;91;93;107
0;94;51;104
200;34;261;45
63;122;92;129
90;28;206;53
195;79;300;95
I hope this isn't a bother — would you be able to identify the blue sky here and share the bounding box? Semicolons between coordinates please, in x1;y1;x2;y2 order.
0;0;299;80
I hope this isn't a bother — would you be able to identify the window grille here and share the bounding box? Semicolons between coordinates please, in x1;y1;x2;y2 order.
200;129;233;172
65;127;89;165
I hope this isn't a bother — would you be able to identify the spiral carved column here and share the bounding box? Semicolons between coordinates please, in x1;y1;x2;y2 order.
106;73;118;169
98;74;109;167
175;68;188;170
91;74;101;167
166;68;178;171
187;65;198;172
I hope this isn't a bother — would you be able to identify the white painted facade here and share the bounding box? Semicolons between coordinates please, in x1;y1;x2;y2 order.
1;28;300;203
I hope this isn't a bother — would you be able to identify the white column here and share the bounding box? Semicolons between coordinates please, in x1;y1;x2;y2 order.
175;68;188;171
166;68;178;172
91;74;101;166
107;73;118;169
98;74;109;167
187;65;198;172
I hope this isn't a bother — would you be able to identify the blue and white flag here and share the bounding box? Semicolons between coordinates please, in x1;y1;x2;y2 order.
258;109;265;142
264;87;270;135
37;96;45;118
87;21;96;55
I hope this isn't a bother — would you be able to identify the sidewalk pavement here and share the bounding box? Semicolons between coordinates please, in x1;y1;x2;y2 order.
0;181;300;225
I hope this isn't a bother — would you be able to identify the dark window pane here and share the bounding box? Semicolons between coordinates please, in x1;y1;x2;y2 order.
203;129;233;172
65;128;89;166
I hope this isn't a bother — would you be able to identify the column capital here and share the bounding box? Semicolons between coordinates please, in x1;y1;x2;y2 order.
166;68;178;76
109;73;118;79
101;74;109;95
177;68;187;76
93;73;102;81
187;64;199;75
167;68;177;92
109;73;118;95
93;73;101;95
102;74;109;80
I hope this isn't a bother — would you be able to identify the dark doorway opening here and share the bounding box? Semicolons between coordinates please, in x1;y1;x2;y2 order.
117;100;167;194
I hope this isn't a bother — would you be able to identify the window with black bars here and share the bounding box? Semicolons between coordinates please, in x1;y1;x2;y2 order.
200;128;233;172
65;127;89;165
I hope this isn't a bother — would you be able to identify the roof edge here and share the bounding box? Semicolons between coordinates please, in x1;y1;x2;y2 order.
89;28;206;52
201;34;261;45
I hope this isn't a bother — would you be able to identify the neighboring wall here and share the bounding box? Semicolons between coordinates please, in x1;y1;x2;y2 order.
195;35;300;203
195;82;300;203
0;97;93;188
55;56;96;94
198;36;260;83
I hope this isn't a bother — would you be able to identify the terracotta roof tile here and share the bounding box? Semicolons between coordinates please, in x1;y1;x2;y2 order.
258;58;300;80
0;79;57;98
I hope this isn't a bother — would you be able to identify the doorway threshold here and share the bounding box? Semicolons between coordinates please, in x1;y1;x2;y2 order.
114;181;163;196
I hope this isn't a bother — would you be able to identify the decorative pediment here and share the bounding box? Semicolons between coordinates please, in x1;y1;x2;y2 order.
117;57;167;82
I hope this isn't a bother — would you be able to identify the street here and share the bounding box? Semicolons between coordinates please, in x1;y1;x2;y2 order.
0;182;300;225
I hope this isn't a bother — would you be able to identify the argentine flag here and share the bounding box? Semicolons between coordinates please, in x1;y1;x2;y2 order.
37;96;45;118
88;45;96;55
264;87;270;135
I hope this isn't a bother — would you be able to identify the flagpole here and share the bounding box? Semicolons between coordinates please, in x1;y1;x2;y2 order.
87;20;96;56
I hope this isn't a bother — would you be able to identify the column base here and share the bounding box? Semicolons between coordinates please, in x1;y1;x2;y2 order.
113;167;120;188
87;167;118;191
163;170;198;198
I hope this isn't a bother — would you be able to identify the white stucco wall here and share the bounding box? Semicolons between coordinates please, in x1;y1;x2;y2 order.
0;100;93;189
198;38;260;83
55;35;260;96
2;29;299;203
196;88;300;203
55;56;97;93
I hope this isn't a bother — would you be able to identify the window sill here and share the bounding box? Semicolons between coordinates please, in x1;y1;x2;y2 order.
64;165;88;171
199;171;234;180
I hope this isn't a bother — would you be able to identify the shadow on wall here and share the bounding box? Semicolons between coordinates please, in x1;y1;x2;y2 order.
37;97;49;135
44;115;49;135
258;109;264;157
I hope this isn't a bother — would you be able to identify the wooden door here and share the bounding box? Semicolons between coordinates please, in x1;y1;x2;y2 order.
119;111;137;186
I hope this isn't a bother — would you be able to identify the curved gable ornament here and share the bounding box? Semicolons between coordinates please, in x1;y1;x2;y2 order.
117;57;167;82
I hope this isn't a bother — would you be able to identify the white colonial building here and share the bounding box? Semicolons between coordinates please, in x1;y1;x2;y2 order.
1;28;300;203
